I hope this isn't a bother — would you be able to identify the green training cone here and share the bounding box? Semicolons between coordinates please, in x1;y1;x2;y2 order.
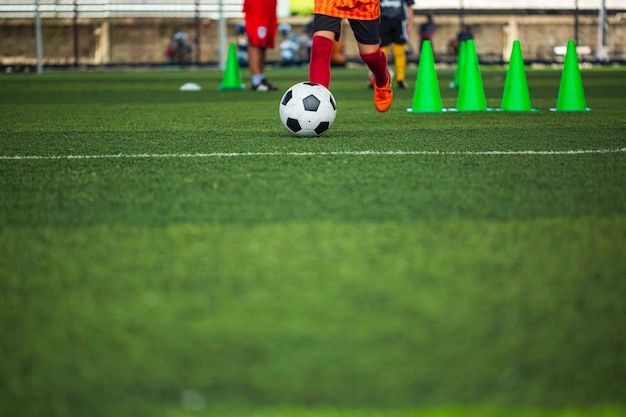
407;40;444;113
551;40;592;111
501;40;539;112
455;39;490;111
450;40;466;88
218;42;245;91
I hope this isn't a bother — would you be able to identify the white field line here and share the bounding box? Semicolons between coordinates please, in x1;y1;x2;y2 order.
1;148;625;161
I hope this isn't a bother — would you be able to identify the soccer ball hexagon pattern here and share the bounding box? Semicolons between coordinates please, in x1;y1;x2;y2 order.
279;82;337;137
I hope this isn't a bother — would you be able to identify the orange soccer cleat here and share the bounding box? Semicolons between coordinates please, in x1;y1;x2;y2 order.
373;71;394;112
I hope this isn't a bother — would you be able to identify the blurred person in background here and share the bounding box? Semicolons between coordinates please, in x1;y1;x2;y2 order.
448;25;474;55
243;0;279;91
166;29;192;64
457;25;474;42
374;0;414;89
418;14;436;52
278;23;311;66
236;22;249;67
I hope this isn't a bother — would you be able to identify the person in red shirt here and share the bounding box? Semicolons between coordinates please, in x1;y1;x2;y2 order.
309;0;394;112
243;0;279;91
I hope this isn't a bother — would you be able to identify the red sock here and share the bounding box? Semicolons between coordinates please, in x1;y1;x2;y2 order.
309;36;334;88
360;49;389;88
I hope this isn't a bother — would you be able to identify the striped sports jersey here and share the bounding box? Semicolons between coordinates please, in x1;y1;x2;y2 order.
381;0;414;20
314;0;380;20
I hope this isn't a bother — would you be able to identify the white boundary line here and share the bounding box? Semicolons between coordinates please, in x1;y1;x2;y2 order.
1;148;625;160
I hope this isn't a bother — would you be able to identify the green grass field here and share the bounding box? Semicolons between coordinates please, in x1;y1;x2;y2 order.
1;65;625;417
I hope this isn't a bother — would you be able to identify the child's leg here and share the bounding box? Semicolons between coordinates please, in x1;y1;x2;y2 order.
392;43;406;82
309;33;334;88
359;43;390;88
350;19;393;111
380;45;390;57
368;45;390;87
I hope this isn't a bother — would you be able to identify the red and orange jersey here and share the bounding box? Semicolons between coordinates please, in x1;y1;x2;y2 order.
314;0;380;20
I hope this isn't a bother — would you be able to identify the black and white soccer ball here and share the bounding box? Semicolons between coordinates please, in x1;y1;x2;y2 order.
279;82;337;137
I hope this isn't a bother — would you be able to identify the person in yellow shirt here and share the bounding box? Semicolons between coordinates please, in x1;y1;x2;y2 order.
309;0;394;112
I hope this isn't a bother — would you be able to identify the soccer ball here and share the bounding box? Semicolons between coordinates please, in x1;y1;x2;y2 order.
279;82;337;137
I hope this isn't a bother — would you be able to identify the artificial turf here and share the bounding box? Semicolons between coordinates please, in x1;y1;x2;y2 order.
0;66;625;417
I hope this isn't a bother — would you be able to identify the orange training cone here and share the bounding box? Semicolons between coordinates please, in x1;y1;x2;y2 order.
218;42;245;91
407;40;444;113
501;40;539;112
551;40;592;111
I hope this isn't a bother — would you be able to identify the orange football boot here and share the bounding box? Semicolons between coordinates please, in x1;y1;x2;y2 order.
373;70;393;112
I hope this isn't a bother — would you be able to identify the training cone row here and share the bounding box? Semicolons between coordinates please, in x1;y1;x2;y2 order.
218;42;244;91
408;39;591;113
